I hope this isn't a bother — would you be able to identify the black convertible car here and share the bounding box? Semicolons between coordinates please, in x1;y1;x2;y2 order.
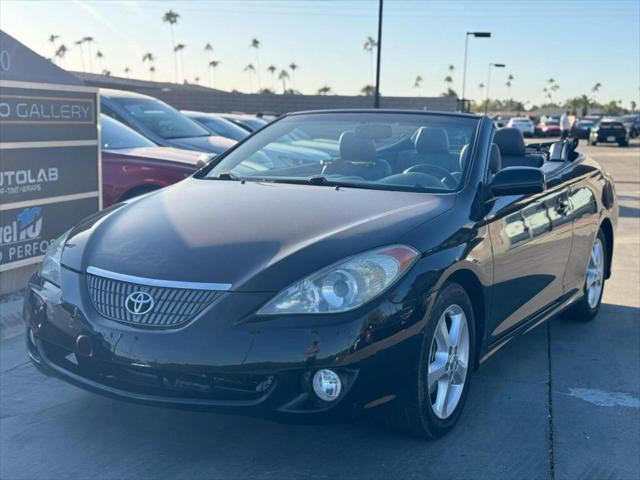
24;111;617;439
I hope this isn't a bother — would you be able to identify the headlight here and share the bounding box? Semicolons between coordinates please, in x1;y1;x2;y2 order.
40;230;71;287
258;245;419;315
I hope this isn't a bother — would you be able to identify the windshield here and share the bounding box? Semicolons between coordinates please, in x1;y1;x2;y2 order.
545;119;560;125
100;113;156;149
205;112;480;193
115;97;210;139
192;115;249;141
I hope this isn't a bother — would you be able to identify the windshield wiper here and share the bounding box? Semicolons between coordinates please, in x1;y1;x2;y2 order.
216;172;244;181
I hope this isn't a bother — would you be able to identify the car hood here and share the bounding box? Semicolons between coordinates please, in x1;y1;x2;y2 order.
64;178;454;292
167;135;236;154
106;146;207;166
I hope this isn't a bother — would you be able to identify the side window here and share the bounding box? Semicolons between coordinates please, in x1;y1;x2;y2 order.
101;104;134;130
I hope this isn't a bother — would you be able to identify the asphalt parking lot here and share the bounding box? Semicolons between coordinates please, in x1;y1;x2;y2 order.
1;139;638;480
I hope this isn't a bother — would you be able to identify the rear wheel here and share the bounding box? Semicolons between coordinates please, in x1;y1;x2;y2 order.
381;282;475;439
564;230;607;321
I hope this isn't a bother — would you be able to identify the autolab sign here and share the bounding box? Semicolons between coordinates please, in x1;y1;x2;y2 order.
0;30;100;274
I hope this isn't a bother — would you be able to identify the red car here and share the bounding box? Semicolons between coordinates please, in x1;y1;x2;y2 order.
101;114;210;207
536;118;562;137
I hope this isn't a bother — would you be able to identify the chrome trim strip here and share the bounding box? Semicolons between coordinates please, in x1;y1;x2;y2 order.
86;266;232;291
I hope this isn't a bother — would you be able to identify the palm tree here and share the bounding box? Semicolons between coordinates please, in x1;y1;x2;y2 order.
506;74;514;99
444;75;453;91
413;75;423;95
289;62;299;91
244;63;256;92
95;50;104;72
174;44;186;82
83;37;95;72
363;36;378;85
124;66;130;77
360;84;375;96
317;85;332;95
631;100;637;112
149;65;156;80
55;44;68;67
204;43;213;86
142;52;155;79
267;65;277;90
162;9;180;82
278;69;289;93
209;60;220;88
448;65;455;90
591;82;602;105
250;38;261;90
49;34;60;63
74;39;85;71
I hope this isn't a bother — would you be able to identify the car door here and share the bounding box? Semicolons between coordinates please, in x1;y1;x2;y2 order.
485;172;574;341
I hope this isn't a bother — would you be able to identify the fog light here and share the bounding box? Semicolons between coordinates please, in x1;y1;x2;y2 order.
312;369;342;402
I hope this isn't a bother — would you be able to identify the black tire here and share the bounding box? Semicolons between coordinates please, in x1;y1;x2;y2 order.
380;282;476;439
564;229;607;321
619;139;629;147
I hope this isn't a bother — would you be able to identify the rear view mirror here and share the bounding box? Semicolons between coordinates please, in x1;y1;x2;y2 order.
490;167;546;197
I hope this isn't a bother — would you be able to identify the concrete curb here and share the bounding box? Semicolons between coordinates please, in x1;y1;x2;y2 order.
0;292;25;341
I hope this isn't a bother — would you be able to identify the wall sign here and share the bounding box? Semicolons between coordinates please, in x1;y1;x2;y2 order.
0;30;100;272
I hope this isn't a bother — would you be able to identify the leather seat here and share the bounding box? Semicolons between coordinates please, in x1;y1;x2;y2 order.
488;143;502;176
494;128;544;168
397;127;458;173
323;131;391;180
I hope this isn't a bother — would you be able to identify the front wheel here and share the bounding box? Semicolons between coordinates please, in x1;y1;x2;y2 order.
381;282;475;438
564;230;607;321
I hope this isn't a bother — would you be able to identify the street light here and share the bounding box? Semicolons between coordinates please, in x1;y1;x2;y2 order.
485;62;506;115
461;32;491;111
373;0;383;108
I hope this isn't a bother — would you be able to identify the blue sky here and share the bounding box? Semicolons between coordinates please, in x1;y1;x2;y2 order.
1;0;638;106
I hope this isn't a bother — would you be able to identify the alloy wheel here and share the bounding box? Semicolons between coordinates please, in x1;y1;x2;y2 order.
586;237;605;309
427;304;470;419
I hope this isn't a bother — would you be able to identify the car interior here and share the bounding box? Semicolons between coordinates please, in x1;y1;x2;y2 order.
216;119;575;192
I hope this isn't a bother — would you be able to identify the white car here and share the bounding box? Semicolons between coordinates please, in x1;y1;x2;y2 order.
507;117;535;137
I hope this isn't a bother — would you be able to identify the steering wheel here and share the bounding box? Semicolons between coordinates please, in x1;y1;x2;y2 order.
404;164;458;188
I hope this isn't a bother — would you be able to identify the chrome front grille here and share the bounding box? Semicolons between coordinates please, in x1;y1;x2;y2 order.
86;273;219;328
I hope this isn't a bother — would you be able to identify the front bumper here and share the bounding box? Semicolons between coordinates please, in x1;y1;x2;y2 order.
24;268;427;422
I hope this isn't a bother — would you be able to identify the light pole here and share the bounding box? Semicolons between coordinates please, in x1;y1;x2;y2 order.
373;0;383;108
485;62;505;115
461;32;491;112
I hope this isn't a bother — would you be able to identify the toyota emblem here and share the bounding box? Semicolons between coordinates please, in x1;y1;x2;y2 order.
125;291;154;315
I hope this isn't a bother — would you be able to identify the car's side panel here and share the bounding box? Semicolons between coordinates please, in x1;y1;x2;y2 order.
486;182;573;340
563;157;612;295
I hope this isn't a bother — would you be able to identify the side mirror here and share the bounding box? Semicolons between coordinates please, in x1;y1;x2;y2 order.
490;167;546;197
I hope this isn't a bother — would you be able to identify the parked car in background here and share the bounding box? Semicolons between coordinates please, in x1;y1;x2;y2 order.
27;111;617;440
506;117;535;137
537;118;562;137
184;110;331;166
589;118;630;146
571;119;595;139
182;111;250;142
219;113;269;132
101;114;204;207
100;89;236;154
621;114;640;138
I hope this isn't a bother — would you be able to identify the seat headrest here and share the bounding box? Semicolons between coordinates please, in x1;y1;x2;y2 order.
339;131;376;162
494;128;526;156
489;143;502;174
415;127;450;154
